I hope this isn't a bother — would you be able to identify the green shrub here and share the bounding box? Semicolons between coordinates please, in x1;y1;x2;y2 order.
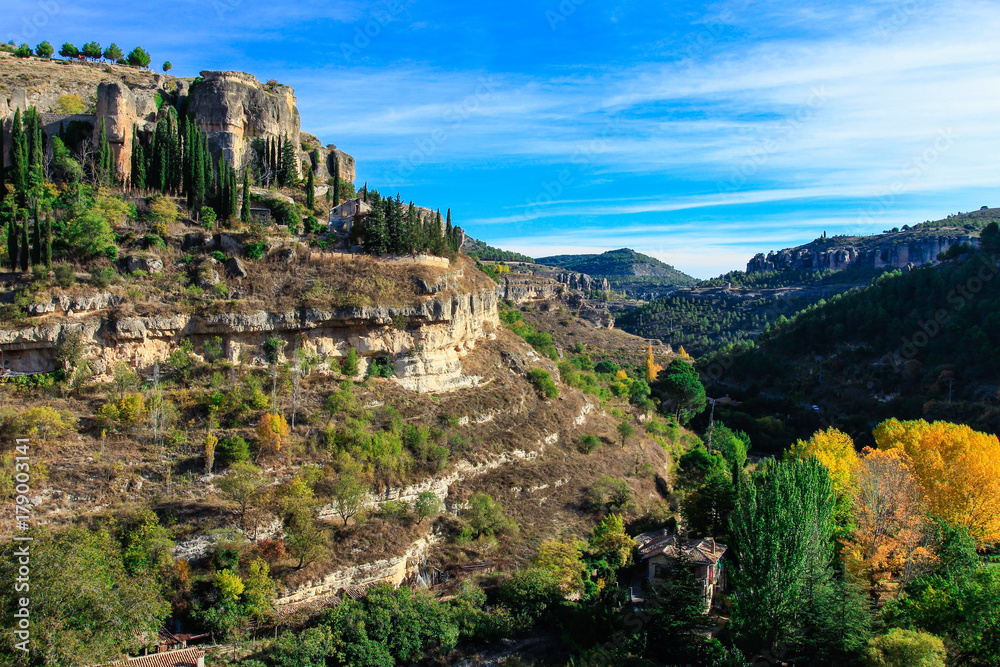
595;360;619;375
89;267;118;288
585;475;634;513
462;493;517;538
578;434;601;454
366;357;395;378
216;436;250;466
53;264;76;288
211;251;227;263
141;234;165;249
200;207;217;228
527;369;558;399
340;348;359;378
243;242;268;261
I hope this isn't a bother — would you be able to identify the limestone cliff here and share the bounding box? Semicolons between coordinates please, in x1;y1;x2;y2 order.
0;283;501;394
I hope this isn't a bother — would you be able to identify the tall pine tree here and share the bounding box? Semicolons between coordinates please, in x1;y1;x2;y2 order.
10;109;28;205
332;157;341;206
278;135;297;186
96;117;111;185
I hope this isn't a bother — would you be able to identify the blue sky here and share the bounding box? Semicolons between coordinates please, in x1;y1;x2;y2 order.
7;0;1000;277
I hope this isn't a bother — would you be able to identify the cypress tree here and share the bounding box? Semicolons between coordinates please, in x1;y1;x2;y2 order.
240;171;250;223
193;130;205;213
306;167;315;210
27;108;43;189
202;135;212;211
10;110;28;203
229;165;238;221
7;213;18;272
131;126;146;192
19;216;30;271
332;157;341;206
279;134;297;186
31;203;41;266
43;215;52;269
362;181;368;203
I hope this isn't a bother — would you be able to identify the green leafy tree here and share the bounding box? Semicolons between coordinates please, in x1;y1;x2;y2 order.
59;42;79;58
127;46;151;68
162;61;172;72
216;462;266;534
35;40;53;58
81;41;102;61
13;43;32;58
102;43;124;62
414;491;443;524
329;459;369;526
240;171;250;223
729;457;836;656
0;527;169;664
463;493;516;537
658;359;706;423
616;420;636;449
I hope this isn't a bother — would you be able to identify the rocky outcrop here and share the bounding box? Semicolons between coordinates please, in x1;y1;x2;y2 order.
309;144;357;185
0;284;501;393
503;274;562;303
556;272;610;292
91;81;163;181
186;70;301;172
747;235;980;274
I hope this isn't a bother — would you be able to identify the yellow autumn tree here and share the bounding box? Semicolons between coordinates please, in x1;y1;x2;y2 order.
533;537;587;595
644;343;663;383
256;412;291;458
678;346;691;358
874;418;1000;544
785;427;859;499
843;448;935;602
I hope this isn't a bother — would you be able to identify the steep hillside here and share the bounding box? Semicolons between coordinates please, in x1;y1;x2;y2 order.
699;248;1000;450
463;236;534;263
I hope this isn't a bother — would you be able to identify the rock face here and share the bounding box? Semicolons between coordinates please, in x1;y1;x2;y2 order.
747;235;980;273
0;285;501;393
186;71;301;172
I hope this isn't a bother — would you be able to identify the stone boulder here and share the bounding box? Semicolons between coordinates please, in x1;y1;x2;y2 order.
225;257;249;279
126;255;164;274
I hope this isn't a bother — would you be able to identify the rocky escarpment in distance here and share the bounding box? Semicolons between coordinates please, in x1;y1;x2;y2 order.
747;233;980;274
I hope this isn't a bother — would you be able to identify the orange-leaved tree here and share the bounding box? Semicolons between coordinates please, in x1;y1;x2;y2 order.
256;412;290;458
842;447;935;602
873;418;1000;545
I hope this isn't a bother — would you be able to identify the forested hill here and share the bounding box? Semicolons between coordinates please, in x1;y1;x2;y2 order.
703;244;1000;446
463;236;534;263
537;248;694;281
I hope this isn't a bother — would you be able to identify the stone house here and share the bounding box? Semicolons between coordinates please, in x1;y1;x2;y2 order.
635;528;727;610
328;197;372;238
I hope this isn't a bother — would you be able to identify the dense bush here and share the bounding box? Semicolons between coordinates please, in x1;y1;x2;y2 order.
527;368;558;399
